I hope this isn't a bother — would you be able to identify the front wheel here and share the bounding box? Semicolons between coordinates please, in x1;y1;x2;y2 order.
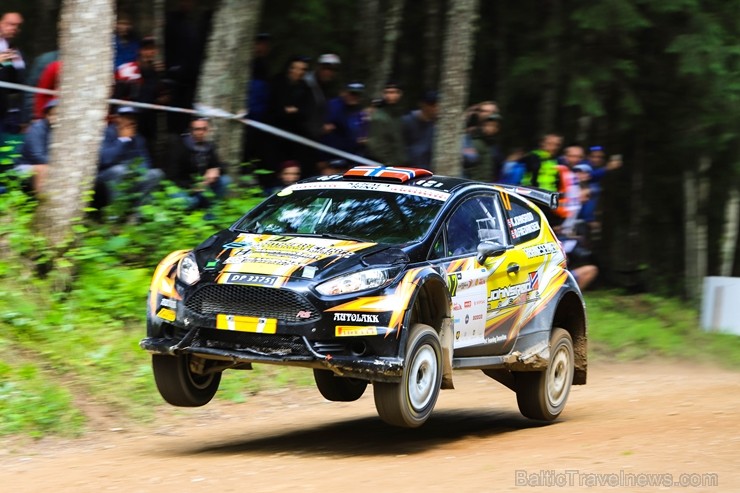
514;328;574;421
373;323;442;428
152;354;221;407
313;369;368;402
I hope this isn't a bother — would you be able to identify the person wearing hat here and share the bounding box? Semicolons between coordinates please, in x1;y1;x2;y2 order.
304;53;342;141
320;82;369;163
97;105;164;210
366;80;406;166
401;90;439;170
16;98;58;193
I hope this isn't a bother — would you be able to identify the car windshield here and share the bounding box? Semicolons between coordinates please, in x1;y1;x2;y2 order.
233;187;444;245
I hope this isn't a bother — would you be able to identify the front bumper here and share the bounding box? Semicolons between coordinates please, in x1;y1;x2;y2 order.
140;327;404;382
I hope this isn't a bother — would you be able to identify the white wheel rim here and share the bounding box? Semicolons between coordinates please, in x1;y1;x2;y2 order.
408;344;437;411
547;345;571;408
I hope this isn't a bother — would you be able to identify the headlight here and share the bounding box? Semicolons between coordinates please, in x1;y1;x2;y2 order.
177;253;200;285
315;267;398;296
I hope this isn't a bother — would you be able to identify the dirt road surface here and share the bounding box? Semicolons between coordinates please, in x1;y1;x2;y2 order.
1;360;738;493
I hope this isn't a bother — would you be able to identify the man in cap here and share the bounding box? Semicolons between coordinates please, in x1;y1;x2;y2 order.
304;53;342;140
366;80;406;166
97;105;164;211
321;82;369;161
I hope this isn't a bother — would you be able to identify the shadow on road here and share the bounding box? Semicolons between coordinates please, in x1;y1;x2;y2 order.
179;408;558;458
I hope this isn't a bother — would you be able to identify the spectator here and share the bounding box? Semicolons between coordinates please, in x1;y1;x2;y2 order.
304;53;342;141
0;12;25;136
322;82;369;158
520;133;563;192
465;100;499;132
463;113;504;182
561;145;586;170
553;145;587;235
169;117;229;210
584;145;622;234
366;80;406;166
572;163;597;235
16;99;57;193
402;90;438;170
113;13;139;70
114;36;169;165
97;106;163;209
266;56;312;180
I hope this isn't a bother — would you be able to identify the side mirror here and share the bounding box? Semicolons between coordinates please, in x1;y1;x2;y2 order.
476;240;507;264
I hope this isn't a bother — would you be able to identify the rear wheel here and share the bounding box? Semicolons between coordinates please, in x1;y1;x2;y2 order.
515;328;574;421
152;354;221;407
373;323;442;428
313;369;368;402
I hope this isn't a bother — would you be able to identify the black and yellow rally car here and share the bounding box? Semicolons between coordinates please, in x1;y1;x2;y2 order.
141;165;587;428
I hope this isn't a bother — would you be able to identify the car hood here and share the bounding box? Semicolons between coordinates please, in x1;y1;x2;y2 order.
193;230;405;284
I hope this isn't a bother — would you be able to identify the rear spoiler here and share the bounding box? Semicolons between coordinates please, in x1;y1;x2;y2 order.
494;185;560;210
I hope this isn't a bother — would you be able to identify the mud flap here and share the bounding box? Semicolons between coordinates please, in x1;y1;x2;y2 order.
439;316;454;389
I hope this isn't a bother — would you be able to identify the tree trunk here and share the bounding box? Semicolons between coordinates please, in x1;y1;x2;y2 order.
153;0;166;62
684;169;697;300
697;156;710;289
423;0;443;90
196;0;262;174
356;0;381;88
35;0;114;248
720;187;739;277
431;0;480;176
684;155;710;301
369;0;404;98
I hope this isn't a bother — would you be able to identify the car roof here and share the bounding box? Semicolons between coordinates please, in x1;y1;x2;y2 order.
301;166;476;194
299;166;558;210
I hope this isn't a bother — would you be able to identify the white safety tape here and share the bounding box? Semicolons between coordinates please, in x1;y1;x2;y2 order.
0;80;384;167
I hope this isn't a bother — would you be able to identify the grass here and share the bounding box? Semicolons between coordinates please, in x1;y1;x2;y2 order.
585;290;740;367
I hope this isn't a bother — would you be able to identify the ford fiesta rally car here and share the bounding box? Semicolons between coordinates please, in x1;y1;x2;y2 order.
141;165;587;428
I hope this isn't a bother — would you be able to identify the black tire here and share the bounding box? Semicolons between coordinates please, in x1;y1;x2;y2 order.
515;328;574;421
313;369;368;402
373;323;442;428
152;354;221;407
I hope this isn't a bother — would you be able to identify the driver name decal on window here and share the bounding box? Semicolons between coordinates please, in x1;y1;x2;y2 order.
508;212;540;239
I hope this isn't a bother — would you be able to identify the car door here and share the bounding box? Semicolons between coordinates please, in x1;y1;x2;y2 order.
429;194;509;352
482;191;549;354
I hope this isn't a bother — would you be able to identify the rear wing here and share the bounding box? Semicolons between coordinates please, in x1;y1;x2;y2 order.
494;185;560;210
